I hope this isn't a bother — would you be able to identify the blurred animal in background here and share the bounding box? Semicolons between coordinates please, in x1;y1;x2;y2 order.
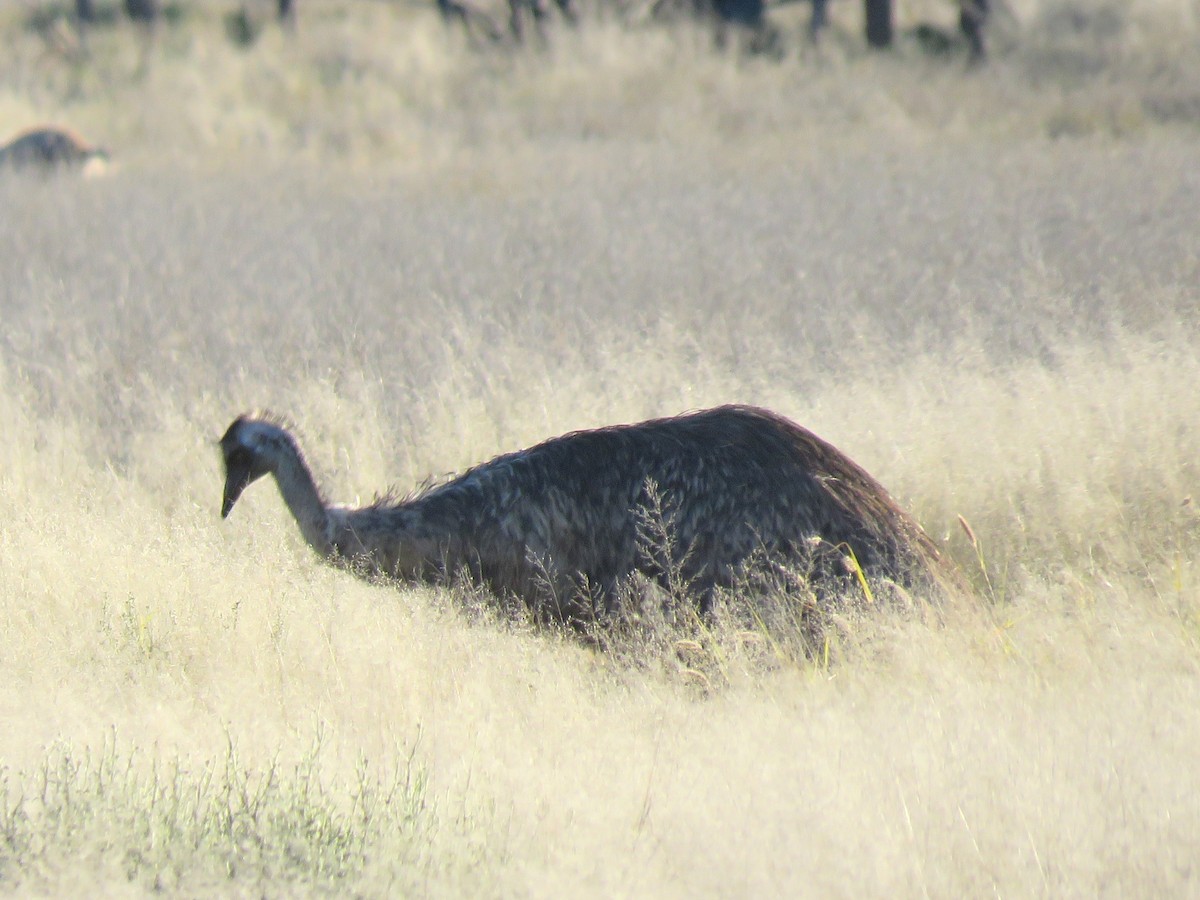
219;406;963;632
0;126;110;177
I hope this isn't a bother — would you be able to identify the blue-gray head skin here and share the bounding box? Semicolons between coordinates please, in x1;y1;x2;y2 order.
218;414;348;560
216;406;966;632
219;416;277;518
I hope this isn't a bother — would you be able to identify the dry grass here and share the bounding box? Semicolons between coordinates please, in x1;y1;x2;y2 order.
2;0;1200;895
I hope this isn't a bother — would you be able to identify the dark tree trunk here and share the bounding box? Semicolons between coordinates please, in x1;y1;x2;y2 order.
124;0;160;23
960;0;989;61
864;0;892;47
553;0;578;25
75;0;97;23
279;0;296;26
809;0;829;40
714;0;764;27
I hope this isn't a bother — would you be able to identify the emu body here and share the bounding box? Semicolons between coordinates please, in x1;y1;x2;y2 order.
220;406;956;623
0;127;109;176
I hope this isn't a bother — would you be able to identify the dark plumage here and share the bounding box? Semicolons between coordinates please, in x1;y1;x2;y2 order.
0;126;109;175
220;406;961;626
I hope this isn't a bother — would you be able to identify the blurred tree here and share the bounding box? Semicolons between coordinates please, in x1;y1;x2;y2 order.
960;0;988;60
808;0;828;39
225;1;298;46
124;0;159;22
432;0;988;58
435;0;505;44
864;0;892;46
225;5;259;45
75;0;96;23
507;0;577;44
709;0;784;56
861;0;990;57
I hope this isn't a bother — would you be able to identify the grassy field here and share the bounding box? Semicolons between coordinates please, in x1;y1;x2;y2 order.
2;0;1200;895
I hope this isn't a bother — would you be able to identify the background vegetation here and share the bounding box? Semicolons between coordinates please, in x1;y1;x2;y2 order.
2;0;1199;894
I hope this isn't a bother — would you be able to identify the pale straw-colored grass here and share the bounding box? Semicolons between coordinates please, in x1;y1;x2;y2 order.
1;0;1199;894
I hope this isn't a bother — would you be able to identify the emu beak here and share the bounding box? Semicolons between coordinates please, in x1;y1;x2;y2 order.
222;459;253;519
222;480;243;518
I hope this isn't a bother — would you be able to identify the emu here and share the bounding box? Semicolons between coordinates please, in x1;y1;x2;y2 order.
220;406;959;627
0;126;109;176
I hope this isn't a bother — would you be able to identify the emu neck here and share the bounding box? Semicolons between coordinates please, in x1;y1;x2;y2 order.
272;450;334;557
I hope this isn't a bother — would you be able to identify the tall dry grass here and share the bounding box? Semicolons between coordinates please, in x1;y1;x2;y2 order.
1;0;1200;895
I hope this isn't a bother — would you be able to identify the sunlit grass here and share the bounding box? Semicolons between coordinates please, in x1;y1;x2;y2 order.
0;733;434;894
0;0;1199;894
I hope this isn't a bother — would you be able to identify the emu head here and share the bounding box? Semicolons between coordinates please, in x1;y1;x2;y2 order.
219;416;279;518
80;146;111;178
